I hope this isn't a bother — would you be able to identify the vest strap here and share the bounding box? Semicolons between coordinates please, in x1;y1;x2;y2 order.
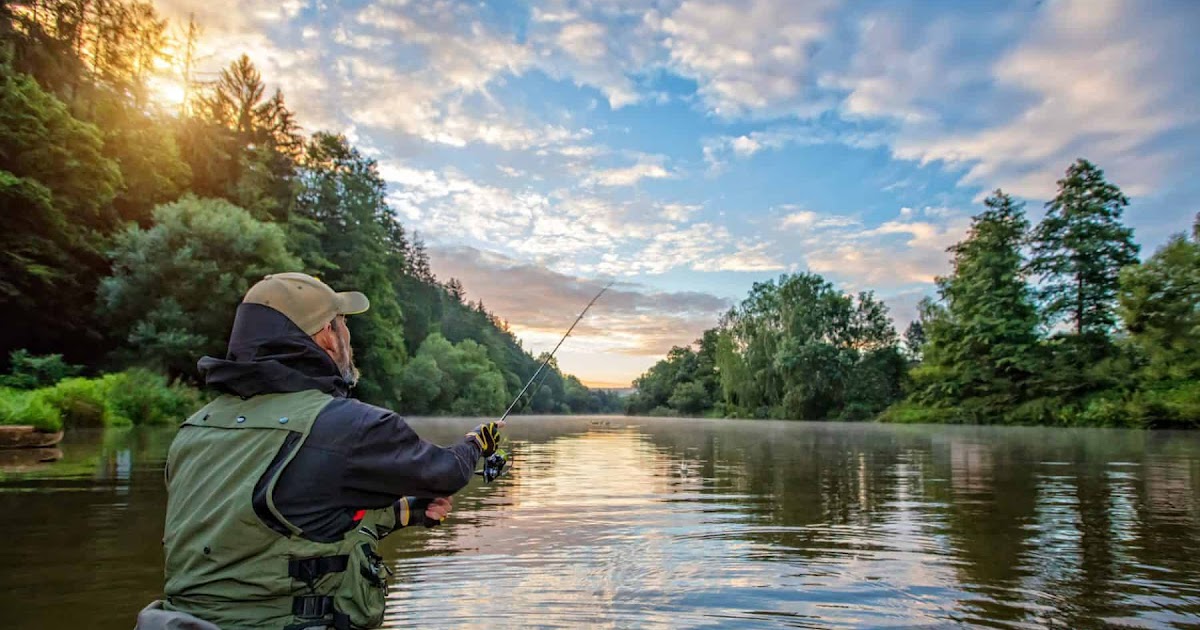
289;555;350;584
289;596;351;629
292;594;335;619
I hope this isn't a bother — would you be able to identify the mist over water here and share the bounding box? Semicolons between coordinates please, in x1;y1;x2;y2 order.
1;417;1198;628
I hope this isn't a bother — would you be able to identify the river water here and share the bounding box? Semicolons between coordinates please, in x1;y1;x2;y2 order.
1;417;1198;628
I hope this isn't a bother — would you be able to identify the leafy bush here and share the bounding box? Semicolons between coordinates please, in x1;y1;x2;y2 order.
99;196;302;379
40;377;116;428
103;369;205;426
0;350;82;389
1005;397;1061;426
878;401;957;425
0;388;63;432
3;369;204;430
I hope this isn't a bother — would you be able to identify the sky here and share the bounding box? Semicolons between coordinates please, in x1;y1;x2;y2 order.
152;0;1200;387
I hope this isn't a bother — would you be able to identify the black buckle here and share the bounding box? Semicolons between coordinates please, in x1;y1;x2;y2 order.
292;595;334;619
289;555;349;585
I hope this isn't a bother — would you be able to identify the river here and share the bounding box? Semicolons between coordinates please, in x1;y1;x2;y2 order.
1;417;1198;628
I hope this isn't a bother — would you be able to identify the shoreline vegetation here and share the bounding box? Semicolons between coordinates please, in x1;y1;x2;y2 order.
627;171;1200;430
0;0;622;432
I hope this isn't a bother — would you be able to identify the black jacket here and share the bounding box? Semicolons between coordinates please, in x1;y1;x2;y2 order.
197;303;482;541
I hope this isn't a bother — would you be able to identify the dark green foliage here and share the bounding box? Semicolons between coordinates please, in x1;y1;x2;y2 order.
189;55;302;220
290;133;408;406
667;381;710;415
0;67;122;362
630;273;906;420
903;320;926;361
0;349;81;389
719;274;903;420
399;333;508;415
626;345;707;415
627;167;1197;428
907;191;1040;420
887;173;1199;428
1030;159;1139;336
1119;216;1200;381
103;368;206;426
99;196;301;379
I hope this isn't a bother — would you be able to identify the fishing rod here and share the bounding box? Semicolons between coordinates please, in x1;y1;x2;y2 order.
477;281;613;483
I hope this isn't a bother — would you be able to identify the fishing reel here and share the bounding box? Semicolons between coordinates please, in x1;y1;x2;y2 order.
476;449;510;483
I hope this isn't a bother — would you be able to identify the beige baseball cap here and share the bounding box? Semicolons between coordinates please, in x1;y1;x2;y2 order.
242;272;369;335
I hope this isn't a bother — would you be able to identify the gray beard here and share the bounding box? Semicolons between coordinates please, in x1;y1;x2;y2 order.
341;363;360;389
333;336;359;389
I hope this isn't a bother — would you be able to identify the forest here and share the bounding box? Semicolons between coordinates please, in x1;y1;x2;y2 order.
626;164;1200;429
0;0;620;431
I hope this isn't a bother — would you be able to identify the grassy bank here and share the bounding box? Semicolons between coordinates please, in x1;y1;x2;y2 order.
880;380;1200;429
0;369;205;432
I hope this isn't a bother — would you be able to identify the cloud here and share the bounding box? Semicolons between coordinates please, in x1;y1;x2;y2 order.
585;154;674;187
703;124;888;169
426;245;731;358
779;206;970;289
588;223;785;276
526;2;660;109
355;2;530;92
835;1;1200;200
692;242;784;272
655;0;841;117
780;209;861;230
380;163;547;244
659;203;702;222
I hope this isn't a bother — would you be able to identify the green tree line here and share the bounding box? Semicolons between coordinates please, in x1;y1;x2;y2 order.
0;0;620;417
629;160;1198;429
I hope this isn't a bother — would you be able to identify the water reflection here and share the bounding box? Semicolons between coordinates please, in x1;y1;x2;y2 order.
0;419;1198;628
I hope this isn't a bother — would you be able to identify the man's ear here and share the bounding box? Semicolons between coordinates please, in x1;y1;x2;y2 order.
312;322;337;355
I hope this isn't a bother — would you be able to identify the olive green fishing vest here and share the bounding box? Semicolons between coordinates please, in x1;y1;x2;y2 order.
163;391;397;630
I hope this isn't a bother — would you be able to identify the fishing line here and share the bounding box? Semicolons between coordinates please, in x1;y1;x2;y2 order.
477;281;613;482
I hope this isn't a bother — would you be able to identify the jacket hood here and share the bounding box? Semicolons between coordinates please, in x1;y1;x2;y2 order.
198;302;349;398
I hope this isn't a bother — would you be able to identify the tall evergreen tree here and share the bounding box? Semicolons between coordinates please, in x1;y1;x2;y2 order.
913;190;1040;417
1029;159;1140;336
293;132;407;406
189;55;300;220
903;320;926;361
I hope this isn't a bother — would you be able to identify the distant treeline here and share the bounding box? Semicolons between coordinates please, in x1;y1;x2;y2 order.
0;1;621;416
627;162;1199;429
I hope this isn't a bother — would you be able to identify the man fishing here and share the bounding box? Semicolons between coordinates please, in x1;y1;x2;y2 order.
136;272;503;630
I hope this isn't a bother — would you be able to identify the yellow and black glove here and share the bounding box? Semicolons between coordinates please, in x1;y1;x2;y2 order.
467;422;502;457
395;497;444;528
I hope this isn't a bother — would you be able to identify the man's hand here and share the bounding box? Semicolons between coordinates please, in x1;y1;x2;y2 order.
401;496;454;528
424;497;453;523
467;421;504;457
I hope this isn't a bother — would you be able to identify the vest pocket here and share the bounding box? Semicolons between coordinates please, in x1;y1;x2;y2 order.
334;541;389;628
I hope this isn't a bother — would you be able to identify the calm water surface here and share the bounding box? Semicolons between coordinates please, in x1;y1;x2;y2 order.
1;417;1199;628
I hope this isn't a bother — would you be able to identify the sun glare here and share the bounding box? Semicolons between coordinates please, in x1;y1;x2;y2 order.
146;75;187;109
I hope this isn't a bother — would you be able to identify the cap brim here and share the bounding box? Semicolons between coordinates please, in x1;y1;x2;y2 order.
336;291;370;315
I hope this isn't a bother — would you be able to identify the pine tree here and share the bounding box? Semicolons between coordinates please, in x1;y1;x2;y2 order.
1029;159;1140;336
293;132;407;406
916;190;1040;416
903;320;926;361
